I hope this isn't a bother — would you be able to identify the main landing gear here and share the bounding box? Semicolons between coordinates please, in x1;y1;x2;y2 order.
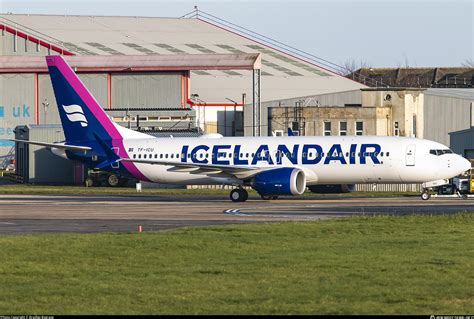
230;188;249;202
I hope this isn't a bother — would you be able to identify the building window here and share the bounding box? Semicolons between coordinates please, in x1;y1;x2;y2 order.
13;34;17;52
36;42;40;52
323;121;331;136
24;38;28;52
394;121;399;136
356;121;364;136
339;121;347;136
413;114;417;137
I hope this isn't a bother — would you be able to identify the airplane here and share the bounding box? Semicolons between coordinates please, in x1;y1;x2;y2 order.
10;55;472;202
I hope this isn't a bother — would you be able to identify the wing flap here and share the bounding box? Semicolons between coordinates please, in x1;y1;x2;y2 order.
121;158;263;179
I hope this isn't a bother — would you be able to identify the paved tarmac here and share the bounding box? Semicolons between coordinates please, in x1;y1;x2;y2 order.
0;193;473;234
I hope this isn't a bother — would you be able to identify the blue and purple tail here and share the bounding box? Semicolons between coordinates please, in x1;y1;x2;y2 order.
46;55;149;180
46;55;122;144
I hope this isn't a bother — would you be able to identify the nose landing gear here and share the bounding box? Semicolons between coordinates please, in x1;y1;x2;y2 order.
421;189;431;200
230;188;249;202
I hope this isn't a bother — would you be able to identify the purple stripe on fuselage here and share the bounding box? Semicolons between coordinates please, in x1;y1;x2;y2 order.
46;56;150;181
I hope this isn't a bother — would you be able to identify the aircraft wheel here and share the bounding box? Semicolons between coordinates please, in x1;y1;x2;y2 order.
260;195;272;200
461;194;468;200
84;177;94;188
421;191;431;200
242;189;249;202
271;195;279;200
107;174;120;187
230;188;246;202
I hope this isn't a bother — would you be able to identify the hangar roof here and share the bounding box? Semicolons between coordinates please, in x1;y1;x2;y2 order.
0;14;365;102
0;53;261;73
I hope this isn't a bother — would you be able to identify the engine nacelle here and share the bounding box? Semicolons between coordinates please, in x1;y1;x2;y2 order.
252;167;306;196
308;184;356;194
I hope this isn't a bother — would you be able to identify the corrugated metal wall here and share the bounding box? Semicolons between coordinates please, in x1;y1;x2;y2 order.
450;128;474;157
28;126;75;183
112;72;182;108
0;74;35;160
423;94;472;146
14;125;76;184
38;73;108;125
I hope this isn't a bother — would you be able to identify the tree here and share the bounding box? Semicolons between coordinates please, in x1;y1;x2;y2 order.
340;59;372;76
461;59;474;67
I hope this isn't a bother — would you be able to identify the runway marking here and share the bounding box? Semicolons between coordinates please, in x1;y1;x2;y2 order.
223;209;250;216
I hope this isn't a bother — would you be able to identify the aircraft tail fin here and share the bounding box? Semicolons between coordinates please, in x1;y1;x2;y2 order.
46;55;122;144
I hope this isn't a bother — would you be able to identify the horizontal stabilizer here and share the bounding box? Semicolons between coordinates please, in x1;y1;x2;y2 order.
9;139;91;151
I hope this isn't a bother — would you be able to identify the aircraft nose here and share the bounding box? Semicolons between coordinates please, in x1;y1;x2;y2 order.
458;156;471;174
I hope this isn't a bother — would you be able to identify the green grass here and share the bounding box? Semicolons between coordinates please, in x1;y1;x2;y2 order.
0;183;418;197
0;214;472;314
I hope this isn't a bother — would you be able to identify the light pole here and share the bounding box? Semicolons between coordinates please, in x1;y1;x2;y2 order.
225;97;238;136
42;99;49;125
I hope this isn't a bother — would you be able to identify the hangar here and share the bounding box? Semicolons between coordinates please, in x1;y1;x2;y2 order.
0;10;366;169
265;88;474;149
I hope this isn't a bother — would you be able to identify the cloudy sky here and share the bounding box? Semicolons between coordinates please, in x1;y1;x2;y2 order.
1;0;472;68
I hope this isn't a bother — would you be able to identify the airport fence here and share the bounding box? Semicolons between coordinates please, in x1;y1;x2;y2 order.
355;183;422;192
186;184;423;192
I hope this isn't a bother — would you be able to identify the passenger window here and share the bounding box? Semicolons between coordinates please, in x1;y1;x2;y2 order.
155;154;157;159
380;152;384;156
386;152;390;157
138;154;141;159
166;154;169;159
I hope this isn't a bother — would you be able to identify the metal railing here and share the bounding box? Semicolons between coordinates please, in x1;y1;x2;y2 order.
181;7;386;87
0;15;77;54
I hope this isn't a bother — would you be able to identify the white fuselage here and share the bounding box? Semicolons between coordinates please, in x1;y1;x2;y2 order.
120;135;469;186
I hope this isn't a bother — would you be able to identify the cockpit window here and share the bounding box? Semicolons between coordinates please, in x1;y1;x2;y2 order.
430;149;454;156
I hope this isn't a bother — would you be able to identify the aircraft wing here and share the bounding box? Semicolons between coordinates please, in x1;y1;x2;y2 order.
9;139;91;151
121;158;267;179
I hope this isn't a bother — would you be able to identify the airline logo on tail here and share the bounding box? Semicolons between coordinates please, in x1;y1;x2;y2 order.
62;104;88;127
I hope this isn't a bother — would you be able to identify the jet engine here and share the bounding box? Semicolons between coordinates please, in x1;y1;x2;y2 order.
252;167;306;196
308;184;356;194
